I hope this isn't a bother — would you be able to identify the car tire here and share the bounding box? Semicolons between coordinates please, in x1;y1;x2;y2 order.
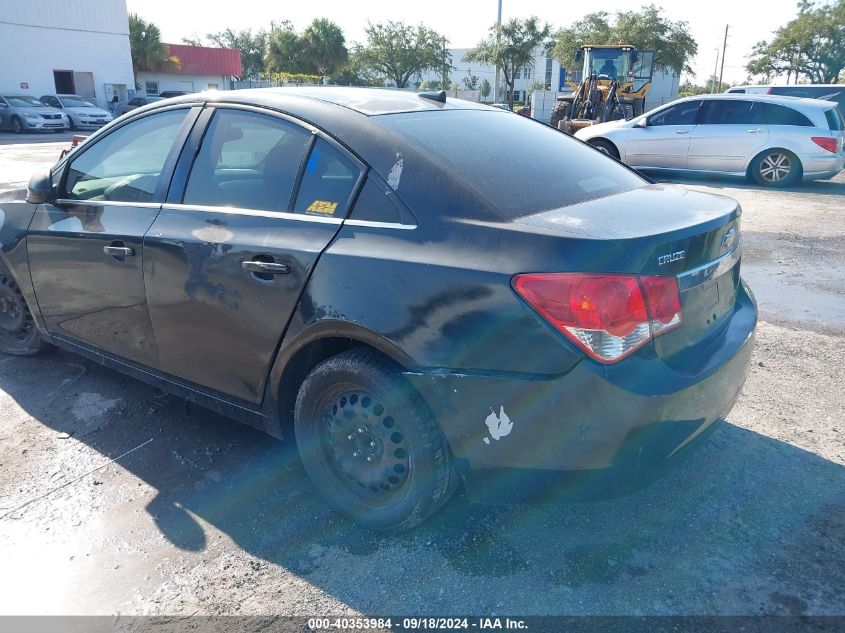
294;348;456;532
588;138;621;160
549;100;572;130
749;149;801;187
0;263;49;356
10;117;23;134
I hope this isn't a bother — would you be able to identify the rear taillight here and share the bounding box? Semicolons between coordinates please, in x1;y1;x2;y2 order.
811;136;838;153
512;273;682;363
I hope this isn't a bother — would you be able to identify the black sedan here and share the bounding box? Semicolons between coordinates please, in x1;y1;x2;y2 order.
0;88;756;531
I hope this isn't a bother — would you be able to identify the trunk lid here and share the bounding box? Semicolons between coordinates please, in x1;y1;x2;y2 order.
516;185;742;365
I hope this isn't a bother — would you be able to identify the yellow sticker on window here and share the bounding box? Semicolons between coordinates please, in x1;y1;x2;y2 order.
306;200;338;215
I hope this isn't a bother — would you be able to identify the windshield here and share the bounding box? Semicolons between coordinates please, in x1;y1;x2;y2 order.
60;97;95;108
5;96;47;107
585;49;631;81
376;110;645;220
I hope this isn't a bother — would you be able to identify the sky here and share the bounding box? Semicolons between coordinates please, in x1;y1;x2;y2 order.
125;0;802;84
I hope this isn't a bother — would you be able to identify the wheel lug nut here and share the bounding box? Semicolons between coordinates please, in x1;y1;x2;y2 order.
366;455;374;462
358;426;367;433
369;441;377;448
353;450;361;458
347;434;355;440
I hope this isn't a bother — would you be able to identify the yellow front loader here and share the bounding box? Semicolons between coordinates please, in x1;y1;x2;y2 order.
551;45;655;134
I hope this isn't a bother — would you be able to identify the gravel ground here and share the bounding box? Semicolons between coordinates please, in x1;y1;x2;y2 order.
0;141;843;617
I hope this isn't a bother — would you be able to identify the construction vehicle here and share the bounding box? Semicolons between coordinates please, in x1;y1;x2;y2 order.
550;45;654;134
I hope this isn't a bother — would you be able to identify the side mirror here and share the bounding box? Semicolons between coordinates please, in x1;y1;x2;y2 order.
634;117;648;128
26;169;54;205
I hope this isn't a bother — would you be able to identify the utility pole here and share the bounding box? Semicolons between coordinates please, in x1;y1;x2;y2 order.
493;0;502;102
711;49;720;93
718;24;729;92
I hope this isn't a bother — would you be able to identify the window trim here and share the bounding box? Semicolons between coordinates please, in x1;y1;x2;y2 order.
57;105;202;204
170;103;368;217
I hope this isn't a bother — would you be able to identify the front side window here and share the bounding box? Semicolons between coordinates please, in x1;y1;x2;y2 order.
293;138;360;217
183;109;311;212
699;100;764;125
648;100;703;126
5;96;46;108
64;108;188;202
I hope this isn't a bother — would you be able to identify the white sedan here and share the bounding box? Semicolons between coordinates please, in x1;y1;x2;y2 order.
574;94;845;187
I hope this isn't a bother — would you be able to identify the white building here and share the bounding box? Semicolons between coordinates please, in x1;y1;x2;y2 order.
135;43;242;96
0;0;135;108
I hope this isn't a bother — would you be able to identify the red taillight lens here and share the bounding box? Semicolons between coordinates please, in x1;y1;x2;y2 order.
811;136;838;153
512;273;682;363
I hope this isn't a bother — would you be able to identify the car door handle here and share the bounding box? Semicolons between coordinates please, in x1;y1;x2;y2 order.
675;129;690;134
242;261;290;275
103;245;135;257
747;128;763;133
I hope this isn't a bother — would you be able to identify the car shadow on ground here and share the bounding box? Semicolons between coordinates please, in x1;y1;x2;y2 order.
647;171;845;197
1;351;843;614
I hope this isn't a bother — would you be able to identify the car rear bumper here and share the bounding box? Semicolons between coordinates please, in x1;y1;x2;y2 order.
405;280;757;500
801;152;845;180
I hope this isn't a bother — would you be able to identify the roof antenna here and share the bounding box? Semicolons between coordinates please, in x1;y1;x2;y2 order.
418;90;447;104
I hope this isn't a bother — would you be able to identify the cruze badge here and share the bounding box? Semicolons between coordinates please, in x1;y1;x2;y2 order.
658;251;686;266
721;227;737;249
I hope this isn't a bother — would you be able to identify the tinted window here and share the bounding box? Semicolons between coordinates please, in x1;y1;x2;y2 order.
65;109;188;202
762;103;813;126
824;108;843;131
648;100;702;126
293;138;360;217
377;110;644;219
347;176;404;224
41;96;60;107
129;98;143;106
699;100;764;125
183;109;310;211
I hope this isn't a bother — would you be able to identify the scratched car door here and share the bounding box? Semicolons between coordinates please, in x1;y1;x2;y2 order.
143;106;364;404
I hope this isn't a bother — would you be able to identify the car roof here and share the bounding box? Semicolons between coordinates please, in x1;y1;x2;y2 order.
681;93;836;110
169;86;489;116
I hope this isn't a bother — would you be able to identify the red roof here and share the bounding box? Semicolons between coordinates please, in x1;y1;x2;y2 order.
165;44;242;77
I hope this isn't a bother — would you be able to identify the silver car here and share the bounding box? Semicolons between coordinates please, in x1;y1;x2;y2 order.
0;95;69;133
39;94;113;129
575;94;845;187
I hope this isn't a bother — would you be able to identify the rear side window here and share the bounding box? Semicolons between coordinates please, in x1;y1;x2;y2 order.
377;110;644;220
64;108;188;202
648;100;703;126
183;109;310;212
825;108;844;131
293;138;360;218
699;100;764;125
762;103;814;127
348;176;405;224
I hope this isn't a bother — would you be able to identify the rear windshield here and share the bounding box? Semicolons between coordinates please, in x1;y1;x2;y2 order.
375;109;645;219
825;108;844;131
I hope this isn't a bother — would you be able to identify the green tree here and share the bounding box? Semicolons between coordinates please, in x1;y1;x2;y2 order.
465;17;551;109
265;21;308;74
302;19;348;80
128;14;171;72
679;75;731;95
553;5;698;75
479;77;491;100
463;73;480;90
208;28;268;79
747;0;845;83
353;21;449;88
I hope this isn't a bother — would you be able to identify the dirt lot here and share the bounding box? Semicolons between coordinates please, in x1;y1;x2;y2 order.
0;138;843;616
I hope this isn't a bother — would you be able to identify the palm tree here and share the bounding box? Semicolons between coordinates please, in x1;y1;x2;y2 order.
128;14;171;72
302;19;348;81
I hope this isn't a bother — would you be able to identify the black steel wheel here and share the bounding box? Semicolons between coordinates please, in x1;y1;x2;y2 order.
750;149;800;187
294;349;455;531
0;265;47;356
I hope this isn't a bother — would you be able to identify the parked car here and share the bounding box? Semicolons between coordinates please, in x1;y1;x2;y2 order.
39;94;112;129
117;95;164;115
0;95;69;133
3;88;756;531
575;94;845;186
726;84;845;113
157;90;188;99
489;102;512;111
